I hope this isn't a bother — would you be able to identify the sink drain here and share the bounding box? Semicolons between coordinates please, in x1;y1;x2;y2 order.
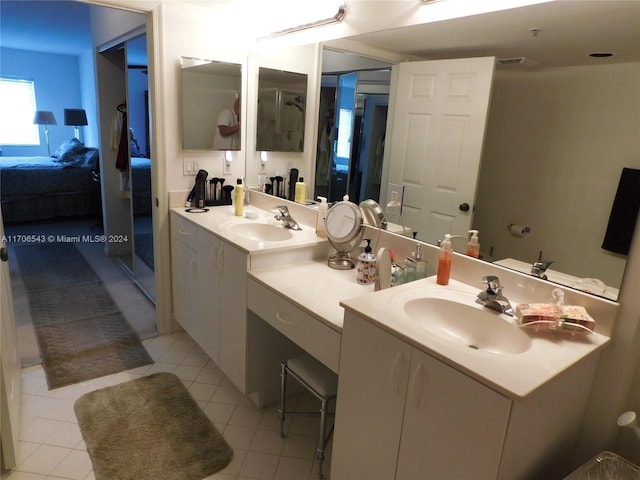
468;344;479;350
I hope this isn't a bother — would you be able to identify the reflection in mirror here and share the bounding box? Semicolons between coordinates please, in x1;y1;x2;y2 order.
181;58;242;151
314;50;391;203
256;67;307;152
314;49;635;301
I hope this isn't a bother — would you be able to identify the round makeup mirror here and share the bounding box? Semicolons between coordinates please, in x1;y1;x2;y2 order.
325;200;364;269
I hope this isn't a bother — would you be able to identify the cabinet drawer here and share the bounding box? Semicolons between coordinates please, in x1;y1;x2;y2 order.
170;212;197;250
248;278;341;373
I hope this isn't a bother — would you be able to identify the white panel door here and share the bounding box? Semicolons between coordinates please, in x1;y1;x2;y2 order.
385;57;495;245
1;207;21;469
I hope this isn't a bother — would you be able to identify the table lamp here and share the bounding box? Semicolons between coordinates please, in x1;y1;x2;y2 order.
64;108;88;141
33;110;57;156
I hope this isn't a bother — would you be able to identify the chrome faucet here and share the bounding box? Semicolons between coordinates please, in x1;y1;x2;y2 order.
274;206;302;230
531;260;554;280
476;275;513;315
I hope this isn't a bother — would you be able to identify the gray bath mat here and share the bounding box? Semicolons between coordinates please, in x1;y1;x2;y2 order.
74;372;233;480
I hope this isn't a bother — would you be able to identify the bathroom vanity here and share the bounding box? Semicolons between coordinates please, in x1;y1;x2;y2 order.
169;192;619;478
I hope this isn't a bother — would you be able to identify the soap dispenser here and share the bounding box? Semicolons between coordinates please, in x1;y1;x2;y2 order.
356;239;377;285
414;243;428;279
295;177;306;204
437;234;452;285
316;196;328;238
466;230;480;258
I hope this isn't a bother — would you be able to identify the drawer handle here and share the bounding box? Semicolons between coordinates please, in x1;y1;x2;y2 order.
190;257;197;281
178;228;192;236
390;352;404;395
275;312;296;326
409;363;424;409
217;248;224;272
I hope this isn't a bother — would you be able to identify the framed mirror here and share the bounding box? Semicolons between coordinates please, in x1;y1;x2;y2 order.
181;58;242;151
256;67;307;152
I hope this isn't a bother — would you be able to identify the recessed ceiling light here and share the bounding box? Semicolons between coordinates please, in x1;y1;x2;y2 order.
589;52;614;58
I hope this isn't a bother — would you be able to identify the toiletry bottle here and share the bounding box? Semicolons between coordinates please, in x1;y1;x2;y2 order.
356;239;376;285
234;178;244;216
436;234;452;285
466;230;480;258
404;256;416;283
316;196;328;238
295;177;306;204
414;243;428;279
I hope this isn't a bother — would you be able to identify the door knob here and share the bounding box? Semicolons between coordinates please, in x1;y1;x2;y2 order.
459;203;470;212
1;247;8;262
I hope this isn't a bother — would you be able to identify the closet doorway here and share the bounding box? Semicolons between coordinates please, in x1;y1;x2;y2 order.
96;32;154;302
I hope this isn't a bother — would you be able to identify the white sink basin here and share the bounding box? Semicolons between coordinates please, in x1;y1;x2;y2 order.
226;222;293;242
399;295;532;355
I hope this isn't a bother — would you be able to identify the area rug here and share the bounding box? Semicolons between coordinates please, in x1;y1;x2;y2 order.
12;243;153;389
74;372;233;480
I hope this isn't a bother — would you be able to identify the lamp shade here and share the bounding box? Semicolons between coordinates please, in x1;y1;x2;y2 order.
64;109;88;126
33;110;57;125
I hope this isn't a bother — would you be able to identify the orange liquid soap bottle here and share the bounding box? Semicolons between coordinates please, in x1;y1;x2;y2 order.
437;234;452;285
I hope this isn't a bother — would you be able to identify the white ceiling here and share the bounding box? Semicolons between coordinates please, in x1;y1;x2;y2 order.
342;1;640;68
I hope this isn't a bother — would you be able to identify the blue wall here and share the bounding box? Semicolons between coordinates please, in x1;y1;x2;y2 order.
1;47;85;156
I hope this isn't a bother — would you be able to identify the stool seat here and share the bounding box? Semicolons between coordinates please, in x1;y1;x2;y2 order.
287;355;338;398
280;355;338;479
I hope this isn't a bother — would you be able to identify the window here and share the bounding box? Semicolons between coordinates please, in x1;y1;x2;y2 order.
0;76;39;145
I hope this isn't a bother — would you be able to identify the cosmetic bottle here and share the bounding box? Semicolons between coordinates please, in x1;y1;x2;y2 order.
295;177;306;204
466;230;480;258
436;234;452;285
414;243;428;279
316;196;328;238
356;239;376;285
234;178;244;216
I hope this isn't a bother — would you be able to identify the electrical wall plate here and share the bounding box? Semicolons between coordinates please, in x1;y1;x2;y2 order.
183;158;197;175
385;183;404;215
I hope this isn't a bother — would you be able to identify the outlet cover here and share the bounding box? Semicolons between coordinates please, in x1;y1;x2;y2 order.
385;183;404;215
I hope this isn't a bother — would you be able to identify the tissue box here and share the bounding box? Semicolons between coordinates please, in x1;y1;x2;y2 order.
515;303;596;334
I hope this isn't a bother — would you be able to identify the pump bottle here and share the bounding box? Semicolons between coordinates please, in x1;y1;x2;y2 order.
466;230;480;258
356;239;377;285
234;178;244;216
414;243;428;279
316;196;328;238
437;234;452;285
295;177;307;204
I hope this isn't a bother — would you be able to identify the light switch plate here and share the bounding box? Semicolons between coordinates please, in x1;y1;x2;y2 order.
183;158;196;175
385;183;404;215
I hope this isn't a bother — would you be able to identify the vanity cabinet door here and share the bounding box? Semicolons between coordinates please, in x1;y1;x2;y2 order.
396;348;511;480
218;238;249;392
332;312;412;479
196;229;221;364
170;212;198;331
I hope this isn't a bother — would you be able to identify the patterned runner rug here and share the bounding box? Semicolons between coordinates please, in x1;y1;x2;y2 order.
13;242;153;389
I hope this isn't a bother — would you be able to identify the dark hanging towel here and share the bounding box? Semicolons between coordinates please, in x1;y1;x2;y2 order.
601;167;640;255
115;104;129;171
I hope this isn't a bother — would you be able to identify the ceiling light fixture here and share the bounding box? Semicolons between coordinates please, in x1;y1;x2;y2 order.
264;1;346;38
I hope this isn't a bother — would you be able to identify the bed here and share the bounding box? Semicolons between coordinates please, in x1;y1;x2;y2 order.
0;138;152;224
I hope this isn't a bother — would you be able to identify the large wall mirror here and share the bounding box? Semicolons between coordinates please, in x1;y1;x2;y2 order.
256;67;307;152
181;57;242;151
309;2;640;301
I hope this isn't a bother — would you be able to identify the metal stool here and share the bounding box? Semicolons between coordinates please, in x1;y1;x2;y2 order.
279;355;338;479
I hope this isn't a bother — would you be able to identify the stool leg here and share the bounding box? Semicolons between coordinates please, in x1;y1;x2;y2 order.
279;362;287;438
316;397;329;479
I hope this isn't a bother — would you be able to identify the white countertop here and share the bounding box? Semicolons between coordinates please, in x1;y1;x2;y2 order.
248;260;375;332
171;205;327;254
340;277;610;400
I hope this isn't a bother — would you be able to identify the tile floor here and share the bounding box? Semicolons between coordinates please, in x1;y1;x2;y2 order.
5;332;332;480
